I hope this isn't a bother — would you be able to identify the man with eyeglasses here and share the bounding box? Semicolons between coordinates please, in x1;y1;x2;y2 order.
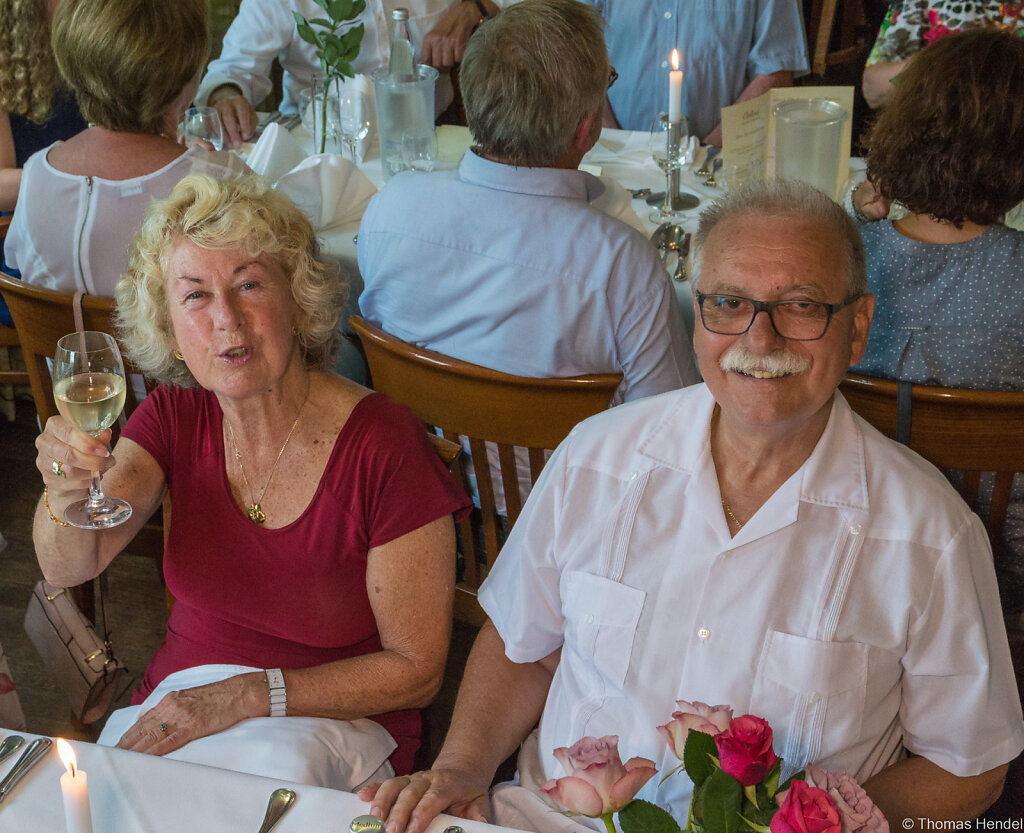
361;180;1022;831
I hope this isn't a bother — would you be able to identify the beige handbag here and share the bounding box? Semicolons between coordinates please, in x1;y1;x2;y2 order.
23;578;125;725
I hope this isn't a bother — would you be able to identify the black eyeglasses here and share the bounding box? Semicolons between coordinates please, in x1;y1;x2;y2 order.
608;66;618;89
695;293;863;341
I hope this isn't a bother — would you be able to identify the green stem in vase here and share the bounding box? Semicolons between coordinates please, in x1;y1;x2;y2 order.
602;813;618;833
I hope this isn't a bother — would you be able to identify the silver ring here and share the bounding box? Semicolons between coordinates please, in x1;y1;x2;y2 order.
51;460;66;477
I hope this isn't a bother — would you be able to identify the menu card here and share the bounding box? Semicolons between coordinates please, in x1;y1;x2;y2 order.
720;86;855;198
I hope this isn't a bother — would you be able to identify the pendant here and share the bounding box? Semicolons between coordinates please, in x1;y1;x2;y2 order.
246;503;266;525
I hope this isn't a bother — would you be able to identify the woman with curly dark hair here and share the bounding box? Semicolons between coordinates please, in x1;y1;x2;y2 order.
0;0;86;211
853;26;1024;609
854;26;1024;387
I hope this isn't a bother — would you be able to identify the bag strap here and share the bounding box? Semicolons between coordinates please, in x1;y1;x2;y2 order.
94;573;113;657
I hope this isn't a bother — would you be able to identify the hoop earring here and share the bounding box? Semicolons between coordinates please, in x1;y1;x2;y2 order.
174;350;184;361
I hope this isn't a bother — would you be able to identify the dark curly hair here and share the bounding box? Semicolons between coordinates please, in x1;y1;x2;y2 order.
864;27;1024;227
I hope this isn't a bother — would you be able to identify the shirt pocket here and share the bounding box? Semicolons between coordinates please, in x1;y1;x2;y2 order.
749;629;868;773
562;570;645;690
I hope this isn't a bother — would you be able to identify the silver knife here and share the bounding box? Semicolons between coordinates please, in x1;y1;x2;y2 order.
0;738;53;804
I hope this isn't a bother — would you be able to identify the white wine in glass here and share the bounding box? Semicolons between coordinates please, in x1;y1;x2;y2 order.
53;331;133;529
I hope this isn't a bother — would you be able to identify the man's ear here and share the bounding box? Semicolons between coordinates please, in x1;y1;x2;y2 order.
572;111;601;156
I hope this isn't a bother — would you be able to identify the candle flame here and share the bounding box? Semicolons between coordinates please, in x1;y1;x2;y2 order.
671;49;680;71
57;738;77;776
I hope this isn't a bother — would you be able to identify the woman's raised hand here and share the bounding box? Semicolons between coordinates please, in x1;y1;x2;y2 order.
35;416;114;496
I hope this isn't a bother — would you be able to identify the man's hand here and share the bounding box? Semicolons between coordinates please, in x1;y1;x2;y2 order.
852;179;891;221
207;85;258;149
420;2;484;70
357;767;491;833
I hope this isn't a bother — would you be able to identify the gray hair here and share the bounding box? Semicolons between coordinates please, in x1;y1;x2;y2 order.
460;0;608;166
116;174;346;388
692;179;867;296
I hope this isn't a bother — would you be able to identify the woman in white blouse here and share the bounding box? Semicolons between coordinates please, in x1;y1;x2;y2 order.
5;0;246;296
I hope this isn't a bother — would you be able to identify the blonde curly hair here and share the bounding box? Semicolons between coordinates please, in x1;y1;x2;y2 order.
0;0;65;123
115;174;348;389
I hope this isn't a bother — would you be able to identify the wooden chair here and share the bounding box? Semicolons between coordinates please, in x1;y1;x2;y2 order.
805;0;867;76
349;315;622;625
840;373;1024;561
0;273;166;618
0;215;30;388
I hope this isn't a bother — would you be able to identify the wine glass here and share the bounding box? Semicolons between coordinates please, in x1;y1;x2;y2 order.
182;106;224;151
401;129;438;172
338;91;371;163
648;112;699;222
53;331;133;529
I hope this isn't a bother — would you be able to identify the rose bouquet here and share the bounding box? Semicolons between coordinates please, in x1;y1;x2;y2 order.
541;701;887;833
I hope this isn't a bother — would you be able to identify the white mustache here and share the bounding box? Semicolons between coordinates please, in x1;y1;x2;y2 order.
719;346;810;379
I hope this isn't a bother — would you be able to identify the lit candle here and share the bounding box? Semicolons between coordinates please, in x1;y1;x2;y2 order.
668;49;683;123
57;739;93;833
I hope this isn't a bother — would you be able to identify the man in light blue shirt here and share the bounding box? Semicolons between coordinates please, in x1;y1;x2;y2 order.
587;0;809;143
358;0;698;407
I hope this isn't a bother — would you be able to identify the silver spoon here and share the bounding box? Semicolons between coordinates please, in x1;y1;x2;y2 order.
673;232;692;282
257;788;296;833
0;735;24;766
0;737;52;804
629;187;652;199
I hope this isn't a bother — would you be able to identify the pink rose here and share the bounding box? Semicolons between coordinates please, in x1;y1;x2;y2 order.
714;715;779;786
804;765;889;833
542;735;658;817
658;700;733;760
771;779;841;833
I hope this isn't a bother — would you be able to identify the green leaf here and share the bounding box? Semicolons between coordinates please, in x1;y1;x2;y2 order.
618;800;681;833
323;41;341;65
308;17;334;27
337;60;355;78
294;16;323;48
351;0;367;16
737;815;770;833
341;23;365;50
683;731;718;788
312;0;331;11
742;785;758;811
324;32;344;52
329;0;355;22
699;770;743;833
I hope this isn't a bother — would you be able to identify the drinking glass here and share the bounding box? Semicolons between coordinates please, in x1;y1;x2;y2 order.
648;112;699;221
182;106;224;151
339;91;371;163
401;129;438;172
53;331;132;529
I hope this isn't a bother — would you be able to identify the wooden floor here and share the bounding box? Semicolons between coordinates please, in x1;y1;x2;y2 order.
1;393;1022;815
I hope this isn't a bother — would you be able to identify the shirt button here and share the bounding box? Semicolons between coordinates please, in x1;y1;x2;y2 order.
661;60;669;68
630;471;639;480
722;550;733;558
585;614;595;625
849;523;862;535
664;10;672;18
697;627;711;640
808;691;822;704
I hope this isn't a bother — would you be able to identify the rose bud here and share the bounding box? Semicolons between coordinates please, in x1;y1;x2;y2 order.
542;735;658;817
771;779;841;833
657;700;733;760
714;714;779;786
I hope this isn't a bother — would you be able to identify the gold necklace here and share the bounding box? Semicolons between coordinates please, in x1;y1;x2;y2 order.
225;392;308;525
722;500;744;532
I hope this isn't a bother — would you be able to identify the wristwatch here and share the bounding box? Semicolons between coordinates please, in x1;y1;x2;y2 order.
266;668;287;717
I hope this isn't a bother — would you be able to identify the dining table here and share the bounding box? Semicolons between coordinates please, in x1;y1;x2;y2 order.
0;728;529;833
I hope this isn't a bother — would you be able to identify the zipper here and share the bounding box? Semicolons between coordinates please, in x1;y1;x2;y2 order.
75;176;92;293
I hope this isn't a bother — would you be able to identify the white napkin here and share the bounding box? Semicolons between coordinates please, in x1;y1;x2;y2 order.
584;128;652;165
274;154;377;232
246;122;308;182
98;664;396;791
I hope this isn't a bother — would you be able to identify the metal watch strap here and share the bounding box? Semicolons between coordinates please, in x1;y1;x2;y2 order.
266;668;287;717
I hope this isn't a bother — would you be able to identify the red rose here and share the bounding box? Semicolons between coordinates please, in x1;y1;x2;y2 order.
713;715;778;786
771;779;841;833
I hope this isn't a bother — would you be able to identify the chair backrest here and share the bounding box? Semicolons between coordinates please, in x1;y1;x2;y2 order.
0;216;31;388
0;272;151;432
350;315;622;625
805;0;866;75
840;372;1024;550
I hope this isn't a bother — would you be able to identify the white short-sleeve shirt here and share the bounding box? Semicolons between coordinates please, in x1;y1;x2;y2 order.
480;385;1024;817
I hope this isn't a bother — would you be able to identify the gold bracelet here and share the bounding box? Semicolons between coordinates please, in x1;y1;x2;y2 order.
43;485;71;527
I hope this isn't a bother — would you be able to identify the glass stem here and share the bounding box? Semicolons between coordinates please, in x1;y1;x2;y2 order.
86;470;106;509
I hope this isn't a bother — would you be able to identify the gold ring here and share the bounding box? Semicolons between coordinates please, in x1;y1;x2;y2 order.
51;460;66;477
159;722;168;732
